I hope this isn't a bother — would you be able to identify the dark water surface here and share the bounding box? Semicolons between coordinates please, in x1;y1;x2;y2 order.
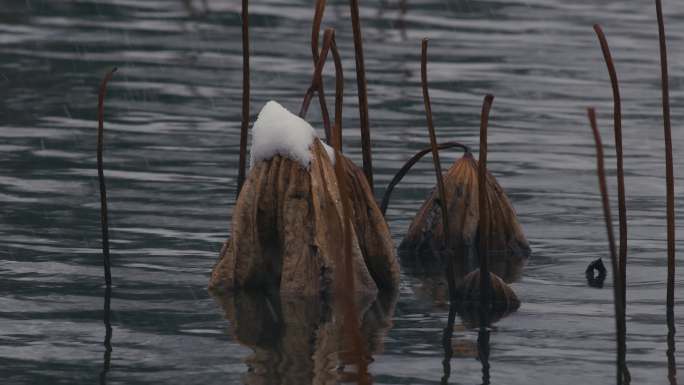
3;0;684;384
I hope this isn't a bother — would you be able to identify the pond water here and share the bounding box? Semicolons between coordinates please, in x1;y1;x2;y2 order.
2;0;684;384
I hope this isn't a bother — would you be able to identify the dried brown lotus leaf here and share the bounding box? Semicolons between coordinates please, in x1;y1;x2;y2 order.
400;152;530;283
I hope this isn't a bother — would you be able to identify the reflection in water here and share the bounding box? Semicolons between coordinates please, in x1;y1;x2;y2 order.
477;325;490;385
180;0;210;16
214;290;397;384
99;284;112;385
440;302;515;384
435;239;523;384
376;0;408;41
440;305;457;385
667;313;676;385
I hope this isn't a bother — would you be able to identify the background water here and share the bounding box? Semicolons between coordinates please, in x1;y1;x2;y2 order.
2;0;684;384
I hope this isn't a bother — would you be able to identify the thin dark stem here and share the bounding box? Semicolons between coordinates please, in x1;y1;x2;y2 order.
421;38;456;302
311;0;326;63
97;67;116;384
300;28;343;147
594;26;629;381
587;107;625;385
655;1;677;384
380;141;470;215
299;30;334;121
236;0;250;198
349;0;374;191
331;35;344;152
97;68;116;289
478;94;494;310
311;0;332;141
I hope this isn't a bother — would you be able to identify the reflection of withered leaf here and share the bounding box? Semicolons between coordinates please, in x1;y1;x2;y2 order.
215;290;397;385
458;269;520;309
451;338;478;358
400;153;530;282
454;269;520;329
455;303;518;330
210;139;397;296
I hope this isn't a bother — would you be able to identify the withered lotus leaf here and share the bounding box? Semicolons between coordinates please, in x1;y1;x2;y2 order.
209;139;398;295
458;269;520;310
400;152;530;282
338;155;400;289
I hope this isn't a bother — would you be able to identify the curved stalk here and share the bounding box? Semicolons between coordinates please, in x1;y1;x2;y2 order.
380;141;470;215
311;0;332;141
300;28;343;145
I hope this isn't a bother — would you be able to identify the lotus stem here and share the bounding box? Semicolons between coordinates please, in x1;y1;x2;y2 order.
380;141;470;215
300;28;343;149
655;1;677;383
477;94;494;310
311;0;332;141
349;0;374;191
594;27;629;378
96;67;116;384
421;38;457;301
587;107;626;385
236;0;250;197
97;68;116;289
299;29;334;121
331;34;344;151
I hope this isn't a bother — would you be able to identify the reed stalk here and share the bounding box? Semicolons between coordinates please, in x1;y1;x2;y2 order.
349;0;374;191
477;94;494;310
236;0;250;197
421;38;457;301
655;1;677;383
300;29;343;135
587;107;626;385
593;28;629;381
311;0;332;141
96;67;116;385
331;35;344;151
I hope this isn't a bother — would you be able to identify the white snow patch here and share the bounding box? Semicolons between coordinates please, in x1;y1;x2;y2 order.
250;100;335;168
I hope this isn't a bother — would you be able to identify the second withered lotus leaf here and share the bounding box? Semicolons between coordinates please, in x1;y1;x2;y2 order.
400;152;530;282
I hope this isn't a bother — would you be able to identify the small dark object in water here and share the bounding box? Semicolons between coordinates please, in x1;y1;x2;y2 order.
586;258;607;288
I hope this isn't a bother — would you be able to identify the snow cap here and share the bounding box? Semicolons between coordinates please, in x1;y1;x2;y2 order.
250;101;334;168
